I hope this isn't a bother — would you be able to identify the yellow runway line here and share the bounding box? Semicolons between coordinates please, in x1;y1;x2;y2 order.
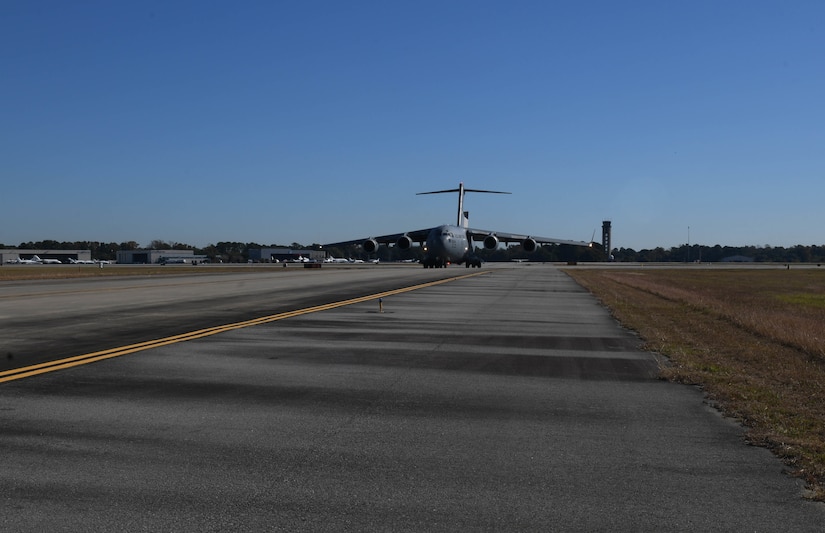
1;271;488;383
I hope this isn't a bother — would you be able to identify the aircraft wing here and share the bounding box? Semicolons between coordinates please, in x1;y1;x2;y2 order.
466;227;593;248
322;228;434;249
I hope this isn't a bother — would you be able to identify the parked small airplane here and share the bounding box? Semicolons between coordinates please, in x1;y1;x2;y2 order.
40;257;63;264
8;255;43;264
68;258;96;264
322;183;593;268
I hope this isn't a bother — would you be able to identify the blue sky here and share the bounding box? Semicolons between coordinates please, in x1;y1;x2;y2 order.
2;1;823;250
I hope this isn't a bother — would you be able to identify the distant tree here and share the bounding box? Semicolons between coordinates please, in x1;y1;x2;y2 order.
610;247;635;262
477;246;508;262
214;242;246;262
96;243;119;261
35;239;61;249
791;245;811;263
574;244;605;262
149;240;172;250
638;247;668;262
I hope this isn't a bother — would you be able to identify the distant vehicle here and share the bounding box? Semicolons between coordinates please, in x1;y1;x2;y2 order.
291;255;311;263
323;182;592;268
68;258;96;264
162;258;189;264
324;256;350;263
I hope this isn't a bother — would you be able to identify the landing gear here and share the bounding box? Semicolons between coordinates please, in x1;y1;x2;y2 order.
422;257;448;268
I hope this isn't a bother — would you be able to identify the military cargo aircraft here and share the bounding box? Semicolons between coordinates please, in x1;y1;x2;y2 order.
322;183;593;268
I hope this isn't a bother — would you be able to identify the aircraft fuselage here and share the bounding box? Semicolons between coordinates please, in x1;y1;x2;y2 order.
421;224;481;268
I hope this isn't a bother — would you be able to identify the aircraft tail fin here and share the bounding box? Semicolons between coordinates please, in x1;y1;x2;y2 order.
417;182;511;226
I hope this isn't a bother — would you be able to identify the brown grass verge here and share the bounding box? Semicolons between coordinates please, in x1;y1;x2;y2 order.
564;267;825;500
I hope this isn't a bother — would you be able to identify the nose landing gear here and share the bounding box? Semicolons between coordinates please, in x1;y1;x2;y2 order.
422;257;448;268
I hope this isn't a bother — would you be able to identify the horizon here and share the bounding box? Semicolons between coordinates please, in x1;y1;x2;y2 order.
3;238;824;253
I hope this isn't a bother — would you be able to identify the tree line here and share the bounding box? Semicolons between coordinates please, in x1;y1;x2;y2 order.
2;240;291;263
610;244;825;263
4;240;825;264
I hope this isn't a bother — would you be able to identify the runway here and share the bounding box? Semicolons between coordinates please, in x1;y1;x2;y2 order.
1;264;822;531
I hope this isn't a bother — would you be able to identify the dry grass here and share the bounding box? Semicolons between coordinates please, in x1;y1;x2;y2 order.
564;267;825;499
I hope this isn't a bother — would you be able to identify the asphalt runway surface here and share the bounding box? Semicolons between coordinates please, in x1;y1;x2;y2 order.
1;264;823;531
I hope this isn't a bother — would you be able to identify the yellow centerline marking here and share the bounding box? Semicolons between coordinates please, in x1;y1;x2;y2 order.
1;271;489;383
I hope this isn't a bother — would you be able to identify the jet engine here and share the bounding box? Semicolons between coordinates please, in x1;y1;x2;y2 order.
483;234;499;250
363;238;379;253
396;235;413;250
522;238;537;253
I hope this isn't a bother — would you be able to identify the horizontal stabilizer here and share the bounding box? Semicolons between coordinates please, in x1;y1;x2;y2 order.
417;182;511;226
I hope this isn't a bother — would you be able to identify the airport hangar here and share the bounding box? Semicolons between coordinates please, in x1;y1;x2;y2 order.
0;249;92;264
116;250;207;265
247;248;325;263
115;248;323;264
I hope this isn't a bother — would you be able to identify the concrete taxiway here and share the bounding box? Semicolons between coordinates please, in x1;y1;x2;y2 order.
1;264;822;531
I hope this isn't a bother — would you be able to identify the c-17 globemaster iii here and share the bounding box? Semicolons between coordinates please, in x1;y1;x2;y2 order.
322;183;593;268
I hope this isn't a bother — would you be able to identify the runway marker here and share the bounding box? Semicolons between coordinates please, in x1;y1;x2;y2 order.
0;271;488;383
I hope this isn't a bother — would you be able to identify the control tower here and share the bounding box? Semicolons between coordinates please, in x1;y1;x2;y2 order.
602;220;612;260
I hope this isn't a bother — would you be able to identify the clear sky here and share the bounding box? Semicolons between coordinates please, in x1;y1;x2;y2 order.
2;1;823;250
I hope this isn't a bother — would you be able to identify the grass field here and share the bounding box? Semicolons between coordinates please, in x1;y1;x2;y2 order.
564;266;825;500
